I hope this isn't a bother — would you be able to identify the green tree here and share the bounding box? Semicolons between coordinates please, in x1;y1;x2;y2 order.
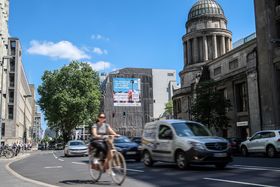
38;61;101;143
191;80;231;132
164;100;173;119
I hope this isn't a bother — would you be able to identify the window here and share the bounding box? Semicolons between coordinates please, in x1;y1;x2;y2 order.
1;123;5;137
9;90;14;103
8;105;13;119
9;74;15;87
251;133;261;141
229;59;238;70
214;66;221;76
235;82;248;112
10;58;15;72
167;73;174;76
158;125;173;140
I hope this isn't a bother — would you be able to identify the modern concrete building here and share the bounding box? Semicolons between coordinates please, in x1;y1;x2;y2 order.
33;105;42;142
0;0;10;144
102;68;176;136
2;38;35;144
173;0;280;139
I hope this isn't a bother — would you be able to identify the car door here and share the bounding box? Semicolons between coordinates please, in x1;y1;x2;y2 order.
256;132;271;152
153;124;173;161
247;132;261;152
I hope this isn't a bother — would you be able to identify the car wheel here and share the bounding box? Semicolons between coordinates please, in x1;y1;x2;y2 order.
241;146;248;157
176;151;188;169
266;145;276;158
215;163;227;169
143;151;153;167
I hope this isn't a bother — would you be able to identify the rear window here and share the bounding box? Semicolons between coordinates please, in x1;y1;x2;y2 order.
171;122;212;137
70;141;85;146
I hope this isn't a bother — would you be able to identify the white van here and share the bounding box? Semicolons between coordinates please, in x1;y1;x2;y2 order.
142;119;232;169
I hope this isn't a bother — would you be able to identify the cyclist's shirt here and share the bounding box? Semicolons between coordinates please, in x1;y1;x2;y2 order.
92;123;110;136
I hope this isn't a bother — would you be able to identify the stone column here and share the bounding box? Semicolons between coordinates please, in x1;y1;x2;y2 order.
187;39;192;64
193;37;198;63
221;35;226;55
229;38;232;50
203;36;208;61
212;35;218;59
184;41;188;66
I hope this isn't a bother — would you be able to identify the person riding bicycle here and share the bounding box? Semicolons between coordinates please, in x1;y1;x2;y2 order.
91;112;119;171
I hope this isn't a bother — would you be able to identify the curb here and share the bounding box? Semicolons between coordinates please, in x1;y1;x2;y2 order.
5;153;59;187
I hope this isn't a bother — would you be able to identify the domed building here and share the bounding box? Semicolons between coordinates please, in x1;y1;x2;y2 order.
173;0;265;139
181;0;232;88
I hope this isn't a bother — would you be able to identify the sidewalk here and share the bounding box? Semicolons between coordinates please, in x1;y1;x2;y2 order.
0;153;48;187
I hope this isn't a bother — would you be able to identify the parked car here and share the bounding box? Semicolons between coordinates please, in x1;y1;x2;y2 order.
240;130;280;158
131;136;142;145
55;143;64;150
226;137;244;154
142;119;232;169
64;140;88;157
114;136;142;162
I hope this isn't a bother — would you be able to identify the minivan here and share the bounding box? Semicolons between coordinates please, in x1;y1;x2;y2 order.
142;120;232;169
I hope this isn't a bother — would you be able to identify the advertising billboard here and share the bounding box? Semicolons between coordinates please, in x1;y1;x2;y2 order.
113;78;141;106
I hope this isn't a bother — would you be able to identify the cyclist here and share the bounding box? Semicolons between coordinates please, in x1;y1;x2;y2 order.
91;112;119;172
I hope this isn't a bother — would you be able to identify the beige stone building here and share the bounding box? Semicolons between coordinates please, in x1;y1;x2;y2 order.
173;0;280;139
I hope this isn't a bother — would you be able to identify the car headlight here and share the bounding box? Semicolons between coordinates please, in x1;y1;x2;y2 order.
137;145;143;151
190;141;205;150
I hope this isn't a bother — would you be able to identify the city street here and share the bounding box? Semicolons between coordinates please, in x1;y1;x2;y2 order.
8;151;280;187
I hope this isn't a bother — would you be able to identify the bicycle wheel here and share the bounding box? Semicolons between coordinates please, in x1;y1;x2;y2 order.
109;151;126;185
4;149;14;159
88;154;102;182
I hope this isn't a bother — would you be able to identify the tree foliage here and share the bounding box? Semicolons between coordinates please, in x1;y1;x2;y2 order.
38;61;101;143
191;80;231;132
164;100;173;119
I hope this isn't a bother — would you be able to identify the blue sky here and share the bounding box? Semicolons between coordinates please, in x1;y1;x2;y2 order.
8;0;255;130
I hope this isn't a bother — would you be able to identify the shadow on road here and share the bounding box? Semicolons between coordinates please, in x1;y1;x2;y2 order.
59;179;117;186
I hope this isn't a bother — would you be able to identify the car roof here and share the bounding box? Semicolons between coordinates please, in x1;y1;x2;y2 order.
147;119;202;125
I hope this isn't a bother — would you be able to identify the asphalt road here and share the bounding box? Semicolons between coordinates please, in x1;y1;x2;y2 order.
9;151;280;187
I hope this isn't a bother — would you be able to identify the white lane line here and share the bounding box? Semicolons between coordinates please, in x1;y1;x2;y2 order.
126;168;144;173
230;165;280;172
58;159;64;162
44;166;63;169
233;165;280;170
52;152;58;159
204;178;277;187
72;162;87;165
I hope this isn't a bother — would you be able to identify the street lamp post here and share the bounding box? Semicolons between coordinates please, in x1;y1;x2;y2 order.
23;94;32;144
0;55;13;144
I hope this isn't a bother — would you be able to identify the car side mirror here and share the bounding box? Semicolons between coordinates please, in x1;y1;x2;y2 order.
247;137;251;141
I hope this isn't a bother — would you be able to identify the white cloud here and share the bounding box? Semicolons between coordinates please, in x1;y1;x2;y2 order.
93;47;108;55
27;40;90;60
91;34;110;41
87;61;111;71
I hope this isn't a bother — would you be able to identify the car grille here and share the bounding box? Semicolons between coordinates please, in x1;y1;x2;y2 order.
205;142;228;151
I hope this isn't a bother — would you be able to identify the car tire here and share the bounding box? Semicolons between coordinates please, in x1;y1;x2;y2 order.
176;151;188;169
143;151;153;167
266;145;276;158
215;163;227;169
241;146;248;157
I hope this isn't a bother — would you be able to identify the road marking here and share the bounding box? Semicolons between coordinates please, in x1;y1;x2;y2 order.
44;166;63;169
233;165;280;170
231;165;280;172
52;152;58;159
126;168;144;173
72;162;87;165
204;178;277;187
58;159;64;162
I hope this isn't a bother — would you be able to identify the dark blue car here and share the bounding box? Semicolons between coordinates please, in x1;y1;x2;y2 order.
114;136;142;162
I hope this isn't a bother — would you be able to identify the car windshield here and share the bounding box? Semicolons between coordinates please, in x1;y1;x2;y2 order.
114;136;132;143
171;122;212;137
69;141;85;146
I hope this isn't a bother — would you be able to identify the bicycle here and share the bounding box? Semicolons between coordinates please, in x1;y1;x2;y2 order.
88;135;127;185
0;145;14;159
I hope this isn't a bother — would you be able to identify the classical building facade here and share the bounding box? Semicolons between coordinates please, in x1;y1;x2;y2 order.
102;68;176;136
173;0;280;139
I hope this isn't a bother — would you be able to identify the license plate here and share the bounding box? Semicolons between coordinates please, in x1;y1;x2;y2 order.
126;151;136;155
214;153;227;157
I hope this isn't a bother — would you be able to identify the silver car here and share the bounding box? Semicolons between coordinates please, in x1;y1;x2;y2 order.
64;140;88;157
240;130;280;158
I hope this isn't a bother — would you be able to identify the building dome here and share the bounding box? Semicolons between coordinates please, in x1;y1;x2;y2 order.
188;0;225;21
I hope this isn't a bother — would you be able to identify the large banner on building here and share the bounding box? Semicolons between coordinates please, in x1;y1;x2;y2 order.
113;78;141;106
